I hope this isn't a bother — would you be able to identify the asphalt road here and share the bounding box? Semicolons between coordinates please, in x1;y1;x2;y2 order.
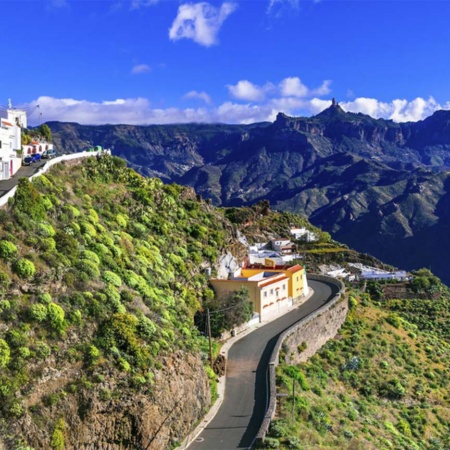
0;161;46;197
188;279;339;450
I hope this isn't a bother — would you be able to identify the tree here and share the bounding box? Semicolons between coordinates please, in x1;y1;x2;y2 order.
196;287;253;337
39;124;52;143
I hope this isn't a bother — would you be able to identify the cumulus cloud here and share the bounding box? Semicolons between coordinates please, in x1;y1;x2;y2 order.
26;94;450;127
279;77;331;98
131;64;151;75
169;2;237;47
339;96;449;122
183;90;212;104
227;80;275;102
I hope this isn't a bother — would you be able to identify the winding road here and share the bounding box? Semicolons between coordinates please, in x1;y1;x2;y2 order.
187;279;339;450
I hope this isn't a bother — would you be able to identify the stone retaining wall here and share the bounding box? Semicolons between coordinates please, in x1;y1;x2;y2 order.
255;275;346;444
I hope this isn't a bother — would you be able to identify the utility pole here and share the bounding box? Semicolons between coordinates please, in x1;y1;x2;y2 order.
206;308;213;369
292;378;296;426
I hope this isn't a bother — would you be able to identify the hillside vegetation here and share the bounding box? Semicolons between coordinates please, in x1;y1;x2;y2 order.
0;155;241;449
262;284;450;450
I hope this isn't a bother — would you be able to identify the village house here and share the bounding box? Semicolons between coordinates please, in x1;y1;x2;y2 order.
0;108;26;179
210;263;308;321
270;238;296;254
290;227;318;242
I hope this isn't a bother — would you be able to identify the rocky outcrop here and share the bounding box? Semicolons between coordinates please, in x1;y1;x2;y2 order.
4;352;209;450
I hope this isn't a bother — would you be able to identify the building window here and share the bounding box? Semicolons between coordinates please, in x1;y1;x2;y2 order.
283;284;286;290
264;291;267;298
270;289;273;295
296;276;299;281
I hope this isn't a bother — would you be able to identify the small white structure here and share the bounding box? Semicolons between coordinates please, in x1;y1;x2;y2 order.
270;238;296;254
348;263;409;281
290;227;318;242
319;264;350;279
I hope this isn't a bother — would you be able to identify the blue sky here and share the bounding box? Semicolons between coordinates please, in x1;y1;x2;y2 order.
2;0;450;125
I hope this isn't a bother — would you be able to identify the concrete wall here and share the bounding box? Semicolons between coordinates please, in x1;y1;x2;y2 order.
256;274;346;444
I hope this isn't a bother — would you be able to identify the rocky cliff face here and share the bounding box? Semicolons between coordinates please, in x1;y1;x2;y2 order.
48;108;450;285
1;352;208;450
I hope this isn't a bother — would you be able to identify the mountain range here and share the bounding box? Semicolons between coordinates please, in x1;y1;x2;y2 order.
47;104;450;285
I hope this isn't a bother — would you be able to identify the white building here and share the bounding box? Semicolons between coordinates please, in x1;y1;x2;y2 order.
0;109;25;180
348;263;409;281
290;227;318;242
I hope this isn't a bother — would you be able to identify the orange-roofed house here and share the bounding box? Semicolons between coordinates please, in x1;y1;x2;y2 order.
210;271;290;321
242;264;308;302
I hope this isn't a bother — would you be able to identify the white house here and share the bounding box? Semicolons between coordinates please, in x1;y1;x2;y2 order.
0;110;24;180
270;238;296;254
290;227;318;242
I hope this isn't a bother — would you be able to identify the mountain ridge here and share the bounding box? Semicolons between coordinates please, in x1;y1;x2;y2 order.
48;107;450;285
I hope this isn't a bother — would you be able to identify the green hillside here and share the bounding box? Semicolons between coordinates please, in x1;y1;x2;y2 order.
262;285;450;450
0;155;238;449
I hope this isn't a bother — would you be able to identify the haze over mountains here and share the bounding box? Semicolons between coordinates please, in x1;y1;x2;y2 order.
48;103;450;285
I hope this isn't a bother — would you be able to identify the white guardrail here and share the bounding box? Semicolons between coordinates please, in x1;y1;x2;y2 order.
0;150;109;209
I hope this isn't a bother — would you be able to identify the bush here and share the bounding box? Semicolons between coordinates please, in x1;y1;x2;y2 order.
47;303;66;333
102;270;122;287
29;303;48;322
37;222;56;237
13;259;36;279
80;250;101;265
0;339;11;367
35;341;51;359
78;259;100;279
38;293;52;304
50;419;65;450
0;240;18;260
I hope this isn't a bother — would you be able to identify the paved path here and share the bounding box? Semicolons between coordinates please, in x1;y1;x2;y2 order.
187;279;339;450
0;161;46;197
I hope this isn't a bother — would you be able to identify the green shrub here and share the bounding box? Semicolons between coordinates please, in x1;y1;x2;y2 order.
87;208;99;224
0;339;11;367
78;259;100;279
47;303;66;333
50;419;65;450
38;293;52;304
80;250;101;265
13;258;36;279
29;303;48;322
37;222;56;237
38;237;56;252
0;300;11;312
138;315;157;339
0;272;10;288
35;341;51;359
102;270;122;287
85;345;100;365
18;347;31;358
0;240;18;260
116;213;128;228
80;221;97;237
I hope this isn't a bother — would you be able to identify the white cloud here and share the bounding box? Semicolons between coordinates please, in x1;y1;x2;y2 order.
183;90;212;104
169;2;237;47
130;0;159;9
339;96;448;122
279;77;308;97
131;64;151;75
227;80;274;102
26;94;450;127
279;77;331;98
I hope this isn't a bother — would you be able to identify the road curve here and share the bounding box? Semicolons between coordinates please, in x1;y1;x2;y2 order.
187;279;339;450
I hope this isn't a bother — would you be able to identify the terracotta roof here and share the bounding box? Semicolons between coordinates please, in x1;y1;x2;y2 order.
287;264;304;273
1;120;13;127
259;275;288;288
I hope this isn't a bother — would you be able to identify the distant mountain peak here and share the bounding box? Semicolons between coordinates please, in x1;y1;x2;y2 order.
315;98;346;119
